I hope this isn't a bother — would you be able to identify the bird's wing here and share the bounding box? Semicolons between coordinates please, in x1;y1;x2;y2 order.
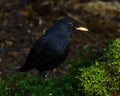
18;36;46;71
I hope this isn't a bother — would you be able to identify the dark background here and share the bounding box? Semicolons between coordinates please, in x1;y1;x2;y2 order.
0;0;120;78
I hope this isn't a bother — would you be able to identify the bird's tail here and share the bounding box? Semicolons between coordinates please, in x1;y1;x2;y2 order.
8;66;23;74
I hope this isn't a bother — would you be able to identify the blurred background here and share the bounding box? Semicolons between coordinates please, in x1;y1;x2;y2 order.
0;0;120;78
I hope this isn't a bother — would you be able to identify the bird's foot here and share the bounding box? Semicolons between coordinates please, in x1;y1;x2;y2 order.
39;70;57;81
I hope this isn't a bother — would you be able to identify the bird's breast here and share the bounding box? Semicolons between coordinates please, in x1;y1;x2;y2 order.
53;39;69;53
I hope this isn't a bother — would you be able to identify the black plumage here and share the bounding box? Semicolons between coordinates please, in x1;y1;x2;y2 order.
17;18;88;75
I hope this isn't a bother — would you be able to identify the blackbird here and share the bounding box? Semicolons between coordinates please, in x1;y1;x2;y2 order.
17;17;88;77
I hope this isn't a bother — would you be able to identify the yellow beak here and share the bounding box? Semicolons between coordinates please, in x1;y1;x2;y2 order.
76;27;89;32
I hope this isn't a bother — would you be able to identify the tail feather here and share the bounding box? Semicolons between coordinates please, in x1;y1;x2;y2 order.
8;67;19;74
8;66;25;74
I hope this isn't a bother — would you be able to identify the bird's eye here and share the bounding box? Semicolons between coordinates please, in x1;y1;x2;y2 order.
68;22;74;27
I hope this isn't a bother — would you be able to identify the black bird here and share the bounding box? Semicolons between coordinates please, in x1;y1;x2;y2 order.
17;18;88;77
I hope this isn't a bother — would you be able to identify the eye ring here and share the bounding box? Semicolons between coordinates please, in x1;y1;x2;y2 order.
68;22;74;27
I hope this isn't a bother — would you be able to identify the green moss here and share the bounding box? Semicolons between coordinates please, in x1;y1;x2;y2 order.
77;38;120;96
0;38;120;96
0;73;77;96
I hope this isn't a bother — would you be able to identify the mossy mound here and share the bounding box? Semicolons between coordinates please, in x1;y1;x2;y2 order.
77;38;120;96
0;38;120;96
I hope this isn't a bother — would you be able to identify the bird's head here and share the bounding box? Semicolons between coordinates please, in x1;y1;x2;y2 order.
46;17;88;36
56;18;88;34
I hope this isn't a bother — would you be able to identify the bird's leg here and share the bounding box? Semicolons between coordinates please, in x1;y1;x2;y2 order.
39;71;44;81
50;70;57;80
52;71;57;80
39;70;57;81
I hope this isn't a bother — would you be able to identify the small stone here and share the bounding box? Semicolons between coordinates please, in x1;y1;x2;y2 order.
27;29;32;33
